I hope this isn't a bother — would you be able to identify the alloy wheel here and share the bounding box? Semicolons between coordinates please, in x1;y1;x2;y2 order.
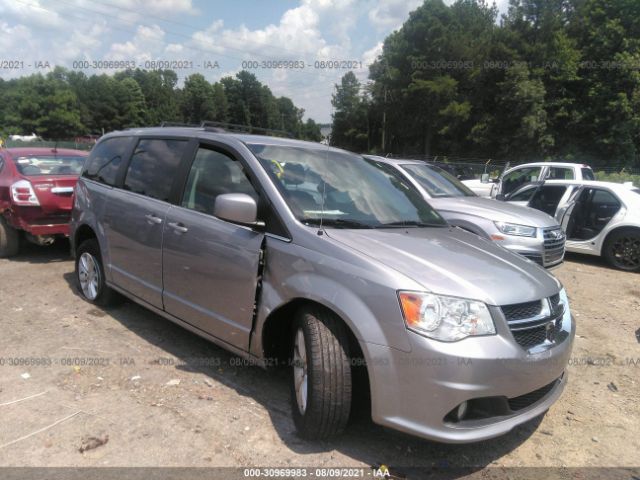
78;252;100;300
611;235;640;269
293;328;308;415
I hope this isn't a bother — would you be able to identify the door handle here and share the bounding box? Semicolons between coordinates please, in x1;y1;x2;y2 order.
168;222;188;233
145;214;163;224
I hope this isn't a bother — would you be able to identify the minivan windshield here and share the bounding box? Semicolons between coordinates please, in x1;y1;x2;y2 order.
248;144;447;229
13;155;85;176
401;163;476;198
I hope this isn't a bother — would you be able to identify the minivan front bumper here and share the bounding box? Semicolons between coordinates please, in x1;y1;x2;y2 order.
363;312;575;443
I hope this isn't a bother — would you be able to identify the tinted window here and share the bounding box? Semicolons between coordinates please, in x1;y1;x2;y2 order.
124;139;188;202
582;168;595;180
509;186;537;202
591;189;619;206
502;166;542;195
182;148;258;215
83;137;131;186
402;163;475;197
547;167;574;180
529;185;568;216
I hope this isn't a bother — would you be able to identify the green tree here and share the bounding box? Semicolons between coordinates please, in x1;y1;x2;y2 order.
330;71;368;151
181;73;218;123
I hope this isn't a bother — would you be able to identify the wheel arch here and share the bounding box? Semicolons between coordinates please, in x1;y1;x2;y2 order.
260;297;372;414
73;224;98;255
600;224;640;255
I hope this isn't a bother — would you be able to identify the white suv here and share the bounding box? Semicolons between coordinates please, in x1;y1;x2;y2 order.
464;162;595;198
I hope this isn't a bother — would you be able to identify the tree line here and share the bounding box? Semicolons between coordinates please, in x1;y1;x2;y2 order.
0;68;322;141
330;0;640;170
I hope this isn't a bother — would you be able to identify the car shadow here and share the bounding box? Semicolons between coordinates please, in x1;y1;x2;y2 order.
5;237;72;264
61;272;542;473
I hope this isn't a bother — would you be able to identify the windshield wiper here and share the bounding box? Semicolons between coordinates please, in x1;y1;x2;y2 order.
376;220;446;228
302;218;374;229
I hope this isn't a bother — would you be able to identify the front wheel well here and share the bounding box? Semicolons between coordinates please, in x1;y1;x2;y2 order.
261;299;371;412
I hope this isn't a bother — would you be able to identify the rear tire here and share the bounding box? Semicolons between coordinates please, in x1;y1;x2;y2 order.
75;239;118;306
290;306;352;440
0;216;20;258
603;228;640;272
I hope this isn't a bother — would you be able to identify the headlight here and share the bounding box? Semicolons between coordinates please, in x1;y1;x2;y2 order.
494;221;536;237
398;292;496;341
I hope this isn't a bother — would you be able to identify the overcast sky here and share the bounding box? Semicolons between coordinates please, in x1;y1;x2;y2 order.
0;0;509;123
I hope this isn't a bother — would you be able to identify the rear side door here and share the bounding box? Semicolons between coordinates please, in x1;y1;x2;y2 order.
162;145;265;349
104;137;190;308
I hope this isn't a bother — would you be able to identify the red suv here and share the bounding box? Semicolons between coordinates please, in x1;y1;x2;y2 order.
0;147;88;257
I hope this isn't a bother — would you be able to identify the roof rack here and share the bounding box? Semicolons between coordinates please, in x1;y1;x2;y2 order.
199;121;294;138
159;121;295;138
159;121;200;127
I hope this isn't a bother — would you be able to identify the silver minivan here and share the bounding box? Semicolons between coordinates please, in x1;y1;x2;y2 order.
71;127;575;443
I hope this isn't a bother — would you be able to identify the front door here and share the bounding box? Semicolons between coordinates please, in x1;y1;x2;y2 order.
105;138;189;307
162;146;264;349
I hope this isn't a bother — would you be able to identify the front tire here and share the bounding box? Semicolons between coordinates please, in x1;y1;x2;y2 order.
0;216;20;258
75;239;118;306
604;228;640;272
290;307;352;440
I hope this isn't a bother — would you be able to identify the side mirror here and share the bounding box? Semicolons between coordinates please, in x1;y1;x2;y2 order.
495;193;506;201
480;173;490;183
214;193;264;228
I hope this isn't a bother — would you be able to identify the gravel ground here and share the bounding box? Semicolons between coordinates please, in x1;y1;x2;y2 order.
0;241;638;476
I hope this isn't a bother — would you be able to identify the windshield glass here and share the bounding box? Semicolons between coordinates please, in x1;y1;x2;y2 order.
401;163;476;198
248;144;446;228
13;155;85;176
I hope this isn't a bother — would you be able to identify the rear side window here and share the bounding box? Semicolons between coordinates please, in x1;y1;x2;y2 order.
123;139;188;202
582;168;595;180
547;167;574;180
83;137;131;186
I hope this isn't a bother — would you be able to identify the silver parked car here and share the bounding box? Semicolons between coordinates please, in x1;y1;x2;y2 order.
365;156;565;268
506;179;640;271
71;127;575;443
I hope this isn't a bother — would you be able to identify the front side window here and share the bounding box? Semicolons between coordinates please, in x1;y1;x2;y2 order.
501;166;542;195
123;139;188;202
402;163;475;198
248;144;446;229
181;148;258;215
529;185;568;216
83;137;131;186
508;186;537;202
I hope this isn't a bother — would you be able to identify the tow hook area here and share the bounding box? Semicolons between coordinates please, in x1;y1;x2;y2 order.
25;233;56;246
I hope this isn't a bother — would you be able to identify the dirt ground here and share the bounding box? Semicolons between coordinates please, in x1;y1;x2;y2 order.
0;240;638;476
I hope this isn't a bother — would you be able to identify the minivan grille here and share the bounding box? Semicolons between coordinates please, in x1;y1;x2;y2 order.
501;300;542;321
542;227;566;266
501;296;564;350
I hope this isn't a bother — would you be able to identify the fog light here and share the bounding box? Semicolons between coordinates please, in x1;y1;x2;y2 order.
456;401;468;421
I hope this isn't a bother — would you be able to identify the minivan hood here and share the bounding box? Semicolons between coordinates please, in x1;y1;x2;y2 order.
326;227;560;306
428;196;558;227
